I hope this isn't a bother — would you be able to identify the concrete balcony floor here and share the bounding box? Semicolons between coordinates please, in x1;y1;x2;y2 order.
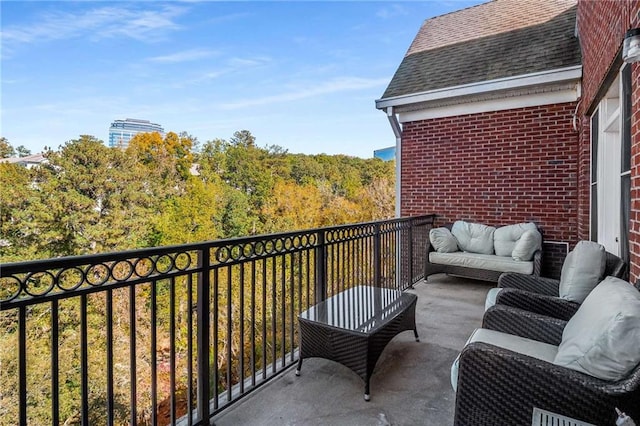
213;274;489;426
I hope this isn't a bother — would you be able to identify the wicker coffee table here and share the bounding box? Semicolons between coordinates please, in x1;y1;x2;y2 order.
295;285;419;401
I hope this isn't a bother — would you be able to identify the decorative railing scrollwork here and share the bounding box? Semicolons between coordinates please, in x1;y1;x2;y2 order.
0;215;435;425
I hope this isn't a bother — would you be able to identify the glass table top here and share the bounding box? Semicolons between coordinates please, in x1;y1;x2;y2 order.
298;285;416;333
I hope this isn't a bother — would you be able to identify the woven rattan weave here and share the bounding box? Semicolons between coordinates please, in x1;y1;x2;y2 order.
495;251;627;320
453;303;640;425
296;285;418;401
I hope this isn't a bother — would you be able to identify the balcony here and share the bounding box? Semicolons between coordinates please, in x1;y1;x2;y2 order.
213;274;487;425
0;215;489;425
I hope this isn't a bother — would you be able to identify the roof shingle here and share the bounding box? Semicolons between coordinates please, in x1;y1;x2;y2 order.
381;0;581;100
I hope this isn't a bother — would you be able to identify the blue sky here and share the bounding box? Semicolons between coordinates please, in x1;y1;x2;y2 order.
1;1;483;158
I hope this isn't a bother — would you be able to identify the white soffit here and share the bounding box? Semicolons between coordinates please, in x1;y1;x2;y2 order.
398;86;579;123
375;66;582;116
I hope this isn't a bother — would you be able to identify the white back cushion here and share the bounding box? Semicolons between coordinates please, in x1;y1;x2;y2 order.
451;221;496;255
559;241;606;303
429;227;459;253
511;229;542;261
554;276;640;381
494;222;538;257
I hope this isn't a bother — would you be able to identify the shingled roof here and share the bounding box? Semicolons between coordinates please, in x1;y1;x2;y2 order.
380;0;581;100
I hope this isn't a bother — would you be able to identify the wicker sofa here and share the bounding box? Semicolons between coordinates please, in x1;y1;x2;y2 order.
425;221;542;283
451;277;640;426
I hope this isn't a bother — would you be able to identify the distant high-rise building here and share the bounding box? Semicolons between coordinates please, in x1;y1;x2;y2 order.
108;118;164;148
373;146;396;161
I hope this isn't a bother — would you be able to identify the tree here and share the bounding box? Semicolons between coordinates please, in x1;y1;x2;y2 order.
16;145;32;157
150;177;226;246
127;131;195;182
197;138;227;181
29;135;156;257
220;188;253;237
0;137;16;158
229;129;256;148
357;176;396;220
0;162;39;261
261;180;323;231
224;131;275;213
199;131;276;234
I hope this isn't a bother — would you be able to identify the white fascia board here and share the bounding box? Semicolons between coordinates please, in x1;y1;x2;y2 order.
375;65;582;110
398;87;579;123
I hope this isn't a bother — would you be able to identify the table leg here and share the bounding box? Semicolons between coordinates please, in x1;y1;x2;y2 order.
295;357;302;376
414;327;420;342
364;380;370;401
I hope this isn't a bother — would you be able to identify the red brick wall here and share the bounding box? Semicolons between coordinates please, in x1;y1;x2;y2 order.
400;103;579;244
576;0;630;246
632;62;640;280
631;2;640;281
577;1;630;113
577;0;640;280
576;114;590;243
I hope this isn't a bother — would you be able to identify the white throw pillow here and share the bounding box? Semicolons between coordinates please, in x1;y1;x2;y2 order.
511;229;542;261
554;276;640;381
494;222;538;257
429;227;459;253
451;221;496;255
559;241;606;303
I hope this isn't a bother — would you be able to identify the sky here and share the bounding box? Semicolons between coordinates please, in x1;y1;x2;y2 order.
1;0;484;158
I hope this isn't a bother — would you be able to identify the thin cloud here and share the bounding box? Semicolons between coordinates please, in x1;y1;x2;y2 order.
1;4;187;48
205;12;252;25
170;55;271;88
222;76;389;110
172;70;229;88
228;56;272;68
148;48;218;63
376;4;409;19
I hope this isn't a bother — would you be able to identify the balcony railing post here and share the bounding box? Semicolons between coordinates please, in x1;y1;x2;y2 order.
374;223;381;288
197;249;211;424
19;306;26;426
315;230;327;304
408;219;414;288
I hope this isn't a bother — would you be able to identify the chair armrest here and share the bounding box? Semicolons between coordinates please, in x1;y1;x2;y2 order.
605;251;627;278
482;305;566;345
494;288;580;321
498;272;560;296
532;249;542;276
454;341;626;426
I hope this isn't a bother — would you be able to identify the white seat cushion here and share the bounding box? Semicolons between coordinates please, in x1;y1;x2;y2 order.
451;328;558;391
429;251;534;275
554;276;640;381
484;287;502;311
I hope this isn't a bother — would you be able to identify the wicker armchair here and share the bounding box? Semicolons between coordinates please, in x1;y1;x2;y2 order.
453;304;640;426
483;304;566;345
494;251;626;320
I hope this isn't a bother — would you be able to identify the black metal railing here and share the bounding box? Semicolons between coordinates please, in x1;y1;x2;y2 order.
0;215;434;425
